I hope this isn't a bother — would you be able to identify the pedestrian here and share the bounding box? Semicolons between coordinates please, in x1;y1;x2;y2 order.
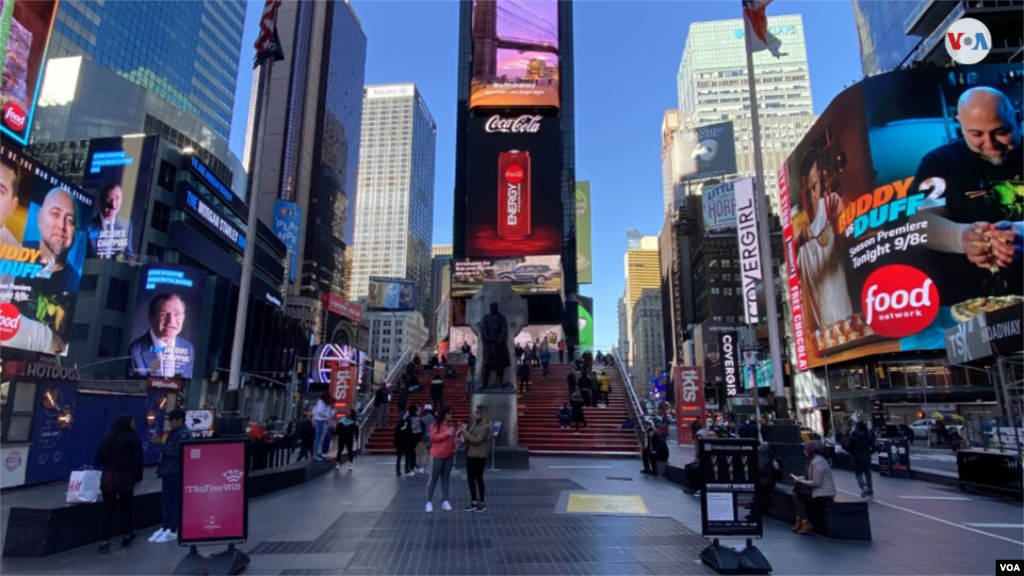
791;440;837;535
842;421;875;499
410;404;425;474
517;361;531;395
578;371;594;408
461;405;491;512
557;403;572;430
531;344;540;368
94;414;143;553
566;369;577;398
322;403;338;456
393;406;414;477
540;346;551;378
558;339;565;364
570;390;587;434
297;411;314;461
430;370;445;409
641;424;669;476
756;444;783;514
419;405;435;473
583;350;593;375
461;341;471;356
335;409;360;470
150;408;192;543
426;406;457;513
312;392;331;461
374;383;390;428
598;371;611;407
515;343;524;365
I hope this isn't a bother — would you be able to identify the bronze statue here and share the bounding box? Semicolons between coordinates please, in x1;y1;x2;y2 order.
477;302;510;388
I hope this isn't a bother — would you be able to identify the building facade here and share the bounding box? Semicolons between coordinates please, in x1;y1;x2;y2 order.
350;84;437;325
364;310;429;369
617;294;629;365
630;288;666;385
677;15;816;216
623;232;660;361
852;0;1024;77
661;110;680;215
249;0;367;306
429;244;453;343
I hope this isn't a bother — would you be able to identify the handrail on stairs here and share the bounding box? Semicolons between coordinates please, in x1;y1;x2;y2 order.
611;348;647;452
357;346;414;450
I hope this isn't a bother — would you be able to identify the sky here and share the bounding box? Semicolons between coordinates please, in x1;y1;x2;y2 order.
228;0;864;352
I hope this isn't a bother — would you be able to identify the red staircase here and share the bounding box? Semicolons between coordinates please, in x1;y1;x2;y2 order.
362;362;641;458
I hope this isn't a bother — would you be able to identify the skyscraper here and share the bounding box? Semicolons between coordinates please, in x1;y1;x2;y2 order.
677;15;816;216
249;0;367;305
631;288;665;385
351;84;437;325
32;0;246;190
852;1;1022;76
429;244;454;342
661;110;680;215
623;232;660;367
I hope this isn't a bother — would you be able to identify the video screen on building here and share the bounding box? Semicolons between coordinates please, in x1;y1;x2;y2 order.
81;135;158;261
780;64;1023;371
672;121;737;183
0;0;59;145
367;277;415;311
127;264;207;379
465;114;562;258
452;255;562;297
470;0;559;110
0;142;94;356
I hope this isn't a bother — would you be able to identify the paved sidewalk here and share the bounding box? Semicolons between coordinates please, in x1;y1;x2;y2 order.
1;455;1020;575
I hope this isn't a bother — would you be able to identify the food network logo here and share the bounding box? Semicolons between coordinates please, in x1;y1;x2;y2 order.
945;18;990;64
861;265;938;339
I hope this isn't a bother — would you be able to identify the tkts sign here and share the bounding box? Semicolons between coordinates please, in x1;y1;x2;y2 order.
675;366;706;446
332;363;355;410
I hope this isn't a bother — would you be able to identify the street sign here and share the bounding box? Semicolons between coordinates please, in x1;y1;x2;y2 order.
698;438;762;539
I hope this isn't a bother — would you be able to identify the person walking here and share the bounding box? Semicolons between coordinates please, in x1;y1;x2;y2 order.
641;424;669;476
322;404;338;456
393;406;414;476
517;361;532;395
540;346;551;378
578;371;594;408
597;371;611;407
335;409;360;470
570;390;587;434
791;440;837;535
374;383;390;428
557;339;566;363
843;421;875;499
419;405;435;473
150;409;192;543
312;392;331;461
426;407;457;513
566;370;577;399
297;411;314;461
430;370;445;409
410;404;425;474
461;405;491;512
94;414;143;553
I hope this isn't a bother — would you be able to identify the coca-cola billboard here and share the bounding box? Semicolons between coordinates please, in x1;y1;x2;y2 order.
485;115;542;134
1;0;59;145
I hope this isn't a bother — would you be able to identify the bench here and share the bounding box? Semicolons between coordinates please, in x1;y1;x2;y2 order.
763;484;871;541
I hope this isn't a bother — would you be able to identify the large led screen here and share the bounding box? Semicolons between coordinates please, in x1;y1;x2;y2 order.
1;142;93;355
81;135;158;260
470;0;559;110
465;114;562;258
452;255;562;297
367;277;416;311
0;0;58;145
127;264;207;379
780;65;1023;371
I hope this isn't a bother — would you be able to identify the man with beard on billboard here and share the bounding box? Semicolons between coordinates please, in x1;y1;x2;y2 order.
129;293;195;378
87;184;134;259
911;87;1023;306
795;150;854;333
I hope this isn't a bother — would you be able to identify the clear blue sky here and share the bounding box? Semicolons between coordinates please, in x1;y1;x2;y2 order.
228;0;864;352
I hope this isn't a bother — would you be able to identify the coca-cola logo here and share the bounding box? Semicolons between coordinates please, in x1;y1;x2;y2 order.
485;115;541;134
3;103;26;131
0;303;21;340
861;264;939;338
4;450;22;472
505;165;525;184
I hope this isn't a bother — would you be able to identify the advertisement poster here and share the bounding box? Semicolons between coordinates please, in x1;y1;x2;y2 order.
185;410;215;438
674;366;705;446
577;301;593;352
465;115;563;258
366;277;415;311
576;181;592;284
698;438;762;538
81;135;158;260
734;178;762;324
780;65;1023;371
719;331;739;398
702;181;736;231
272;200;301;282
180;440;248;544
672;121;738;183
452;255;562;297
331;363;355;411
127;264;207;379
1;144;94;356
0;445;29;488
470;0;559;110
322;292;362;323
0;0;58;145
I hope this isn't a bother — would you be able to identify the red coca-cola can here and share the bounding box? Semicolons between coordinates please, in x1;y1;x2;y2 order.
497;150;531;239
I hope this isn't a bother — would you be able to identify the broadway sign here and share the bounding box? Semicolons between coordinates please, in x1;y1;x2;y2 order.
945;304;1024;364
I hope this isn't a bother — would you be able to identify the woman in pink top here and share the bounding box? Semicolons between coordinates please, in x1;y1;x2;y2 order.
425;407;456;512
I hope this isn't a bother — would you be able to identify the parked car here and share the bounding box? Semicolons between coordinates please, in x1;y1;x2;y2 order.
497;265;556;285
910;419;962;439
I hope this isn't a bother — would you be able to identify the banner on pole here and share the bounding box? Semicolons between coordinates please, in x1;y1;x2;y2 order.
734;178;762;325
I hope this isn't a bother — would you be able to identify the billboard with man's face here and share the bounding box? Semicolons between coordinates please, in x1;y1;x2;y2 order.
81;136;158;260
470;0;559;110
128;264;207;379
0;141;93;356
781;65;1023;371
1;0;59;145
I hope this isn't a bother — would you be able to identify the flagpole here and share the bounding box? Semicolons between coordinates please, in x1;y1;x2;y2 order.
743;14;786;413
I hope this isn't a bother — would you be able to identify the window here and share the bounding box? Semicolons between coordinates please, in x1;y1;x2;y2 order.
150;201;172;233
2;381;37;443
157;159;178;192
106;278;130;311
98;326;123;358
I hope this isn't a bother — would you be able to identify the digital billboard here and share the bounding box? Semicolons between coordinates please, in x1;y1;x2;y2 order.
780;65;1023;371
465;114;562;258
367;277;415;311
672;121;737;183
577;299;593;352
82;135;158;260
0;0;58;145
452;255;562;298
1;142;94;355
470;0;559;110
127;264;208;379
272;200;301;282
576;181;592;284
702;181;736;231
